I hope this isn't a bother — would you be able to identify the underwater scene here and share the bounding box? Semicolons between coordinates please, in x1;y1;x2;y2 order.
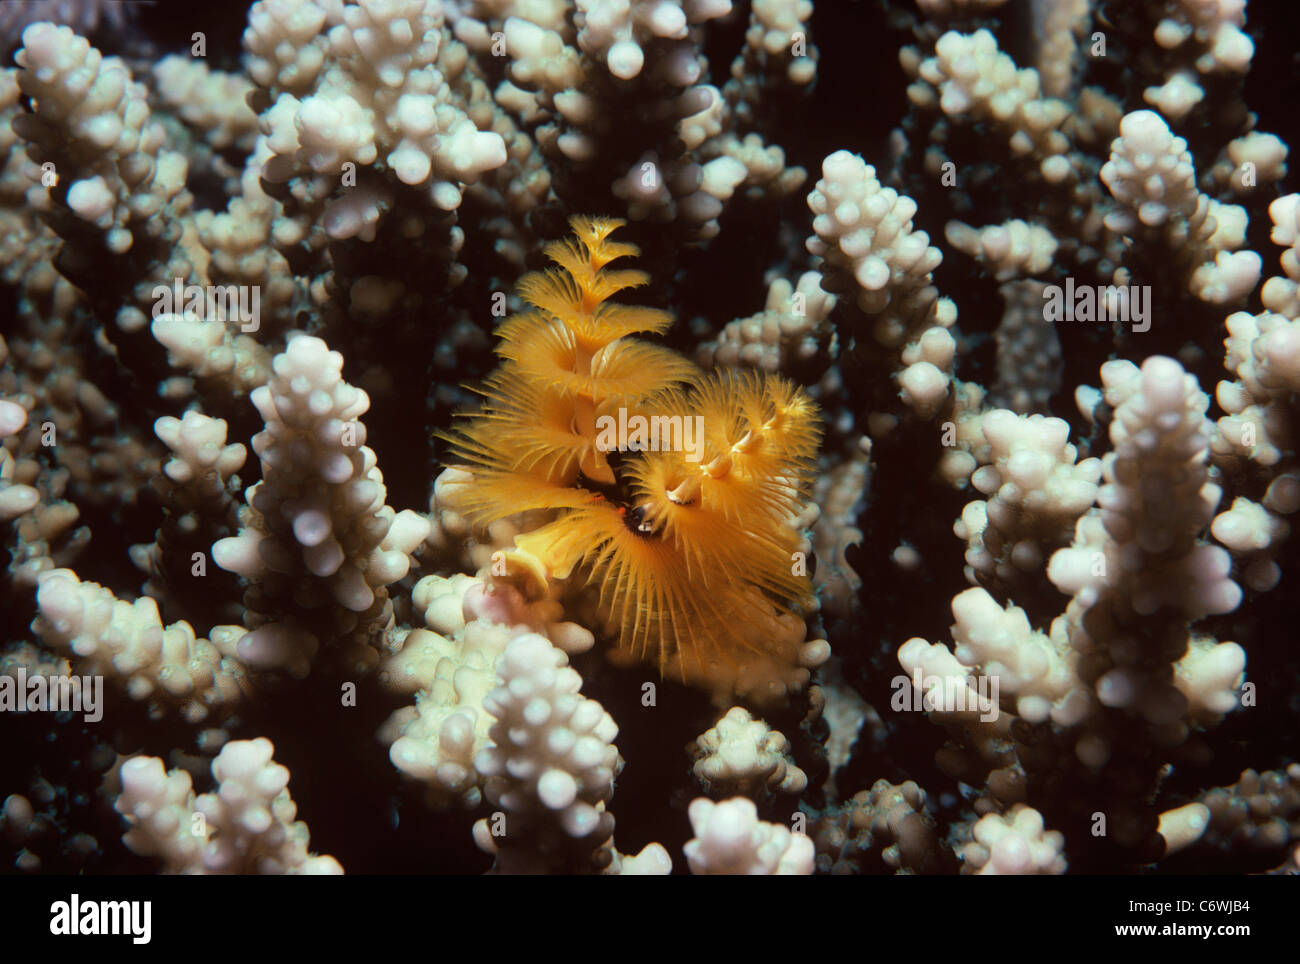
0;0;1298;896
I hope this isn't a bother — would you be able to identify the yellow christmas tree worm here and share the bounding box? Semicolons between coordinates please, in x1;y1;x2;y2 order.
442;216;823;694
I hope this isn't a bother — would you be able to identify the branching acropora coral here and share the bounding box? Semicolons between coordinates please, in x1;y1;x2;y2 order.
444;216;822;690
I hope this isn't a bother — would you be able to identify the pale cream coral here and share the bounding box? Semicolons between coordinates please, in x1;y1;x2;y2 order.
115;737;342;874
683;796;813;874
472;632;623;873
32;568;249;723
1262;194;1300;319
152;56;260;150
1174;635;1245;722
244;0;332;95
15;23;190;255
945;219;1058;281
908;29;1072;181
698;271;834;372
151;312;273;397
1049;357;1240;617
807;149;957;415
572;0;730;81
1029;0;1087;100
252;0;507;216
153;411;247;487
0;395;38;521
212;335;431;676
1143;70;1204;122
1154;0;1254;74
381;570;593;807
1223;132;1288;194
960;805;1066;874
1101;109;1259;304
955;410;1100;586
743;0;816;86
689;706;808;799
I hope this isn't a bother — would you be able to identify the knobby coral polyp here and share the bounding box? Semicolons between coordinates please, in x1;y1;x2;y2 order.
444;216;823;693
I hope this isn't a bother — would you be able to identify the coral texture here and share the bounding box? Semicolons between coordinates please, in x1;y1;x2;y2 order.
0;0;1297;885
114;737;341;874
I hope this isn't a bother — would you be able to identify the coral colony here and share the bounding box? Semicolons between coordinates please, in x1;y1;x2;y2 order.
0;0;1298;882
